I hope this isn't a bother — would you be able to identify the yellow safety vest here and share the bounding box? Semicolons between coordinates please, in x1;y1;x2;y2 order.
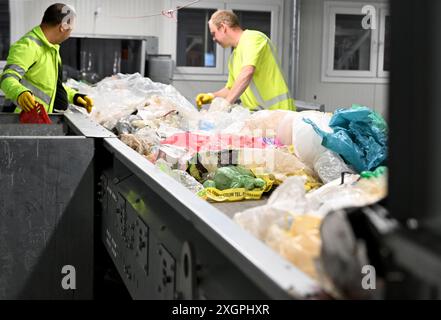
226;30;295;111
0;26;77;113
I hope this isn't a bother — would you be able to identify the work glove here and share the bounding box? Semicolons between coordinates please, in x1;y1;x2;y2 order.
195;93;214;108
74;94;94;113
17;91;36;112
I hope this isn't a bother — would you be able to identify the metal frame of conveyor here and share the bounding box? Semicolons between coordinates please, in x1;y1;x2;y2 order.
0;112;113;300
98;137;324;300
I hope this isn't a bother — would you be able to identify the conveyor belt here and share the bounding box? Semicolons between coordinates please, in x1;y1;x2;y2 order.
212;197;269;219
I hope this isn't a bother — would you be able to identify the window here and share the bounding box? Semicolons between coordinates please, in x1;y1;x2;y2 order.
0;0;10;60
226;3;279;60
322;2;390;83
378;10;390;77
177;8;217;68
173;1;280;79
173;1;224;75
234;10;271;38
333;14;372;71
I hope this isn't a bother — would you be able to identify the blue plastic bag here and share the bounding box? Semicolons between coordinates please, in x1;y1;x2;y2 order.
304;105;388;173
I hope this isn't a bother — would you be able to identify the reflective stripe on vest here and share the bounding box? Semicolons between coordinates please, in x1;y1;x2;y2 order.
4;64;26;77
265;92;291;107
25;36;43;47
249;80;291;109
20;78;51;105
249;80;265;106
0;73;21;86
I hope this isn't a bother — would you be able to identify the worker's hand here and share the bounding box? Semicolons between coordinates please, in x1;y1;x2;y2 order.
196;93;214;108
17;91;36;112
74;94;94;113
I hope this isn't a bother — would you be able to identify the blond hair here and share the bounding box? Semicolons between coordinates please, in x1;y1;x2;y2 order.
209;10;240;29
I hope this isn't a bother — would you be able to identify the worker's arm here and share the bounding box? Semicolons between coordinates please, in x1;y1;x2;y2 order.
198;65;254;106
224;65;255;104
195;66;254;107
63;84;77;104
212;87;230;99
0;39;38;103
196;87;231;108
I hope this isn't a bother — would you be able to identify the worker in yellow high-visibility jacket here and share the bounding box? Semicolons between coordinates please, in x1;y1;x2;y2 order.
196;10;295;111
0;3;93;114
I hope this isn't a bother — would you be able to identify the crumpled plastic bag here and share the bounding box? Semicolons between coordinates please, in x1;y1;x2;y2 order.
242;109;292;137
275;110;354;183
232;177;322;276
233;173;387;281
306;173;387;217
233;172;387;234
156;144;193;170
135;95;186;134
304;105;388;172
207;97;233;113
120;133;158;160
236;148;316;182
160;132;272;157
204;166;265;191
66;73;198;130
155;159;204;194
233;176;309;240
130;109;184;140
198;104;251;134
276;110;333;170
313;150;355;184
115;115;142;135
174;170;205;194
265;215;322;279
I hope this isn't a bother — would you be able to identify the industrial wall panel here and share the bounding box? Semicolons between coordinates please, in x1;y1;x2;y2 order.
0;137;95;299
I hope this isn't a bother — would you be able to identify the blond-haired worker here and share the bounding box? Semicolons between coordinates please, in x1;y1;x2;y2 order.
196;10;294;111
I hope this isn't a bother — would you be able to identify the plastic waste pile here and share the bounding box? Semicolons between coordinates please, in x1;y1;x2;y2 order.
67;73;388;203
234;168;388;280
66;73;197;131
67;73;389;289
198;98;251;133
304;105;388;172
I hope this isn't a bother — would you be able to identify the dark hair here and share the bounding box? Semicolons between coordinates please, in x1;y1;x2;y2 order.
41;3;75;26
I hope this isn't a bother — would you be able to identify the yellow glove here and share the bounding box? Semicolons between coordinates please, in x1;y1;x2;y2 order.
74;94;94;113
17;91;36;112
196;93;214;108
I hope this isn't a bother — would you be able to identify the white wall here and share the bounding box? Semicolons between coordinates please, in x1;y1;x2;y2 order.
10;0;166;44
297;0;388;116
